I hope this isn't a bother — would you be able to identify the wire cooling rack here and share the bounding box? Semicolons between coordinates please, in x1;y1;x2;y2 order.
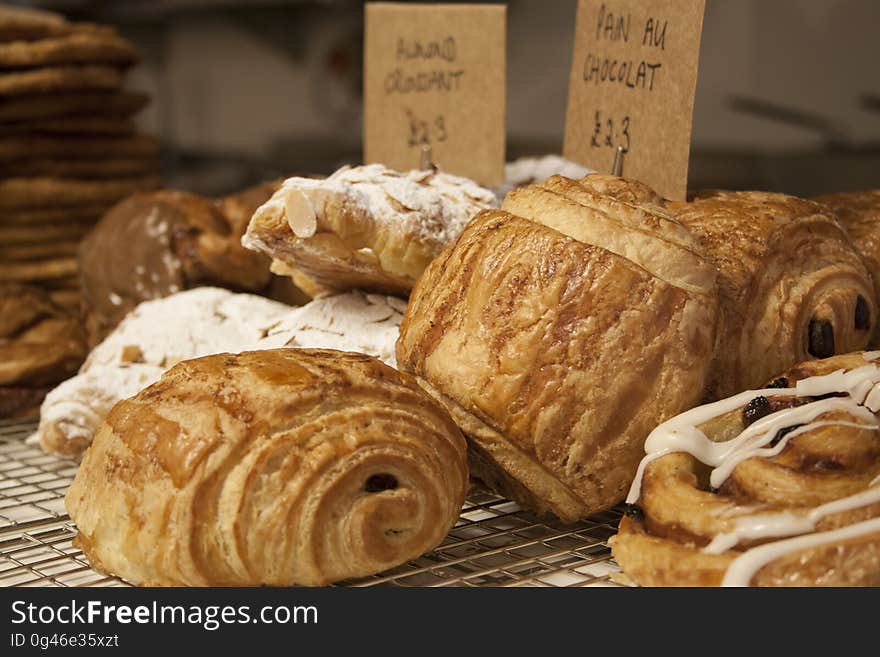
0;418;623;587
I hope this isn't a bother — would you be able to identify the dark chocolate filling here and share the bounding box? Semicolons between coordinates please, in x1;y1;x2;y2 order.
808;319;835;359
855;295;871;331
364;473;399;493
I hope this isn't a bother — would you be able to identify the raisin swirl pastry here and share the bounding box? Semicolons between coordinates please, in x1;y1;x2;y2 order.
66;349;467;586
814;190;880;347
241;164;498;297
668;190;875;398
397;176;718;521
612;352;880;587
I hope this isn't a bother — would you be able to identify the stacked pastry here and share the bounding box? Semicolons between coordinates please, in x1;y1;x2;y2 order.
613;352;880;587
0;6;159;310
0;282;85;418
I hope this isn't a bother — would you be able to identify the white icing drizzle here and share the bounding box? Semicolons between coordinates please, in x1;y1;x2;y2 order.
721;517;880;586
706;474;880;554
626;360;880;585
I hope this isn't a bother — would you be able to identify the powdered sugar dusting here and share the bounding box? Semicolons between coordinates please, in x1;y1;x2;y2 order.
36;287;406;457
246;163;497;252
494;155;594;202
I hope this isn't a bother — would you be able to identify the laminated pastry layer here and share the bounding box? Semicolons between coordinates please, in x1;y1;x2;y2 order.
66;349;468;586
397;209;718;521
669;190;876;398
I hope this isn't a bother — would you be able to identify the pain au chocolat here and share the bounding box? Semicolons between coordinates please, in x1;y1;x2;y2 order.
396;175;719;522
613;352;880;586
668;190;875;398
66;349;467;586
814;190;880;347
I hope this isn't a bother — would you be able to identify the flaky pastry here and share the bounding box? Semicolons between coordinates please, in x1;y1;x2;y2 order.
66;349;468;586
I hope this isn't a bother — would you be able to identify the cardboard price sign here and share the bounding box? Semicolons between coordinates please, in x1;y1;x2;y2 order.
363;2;505;186
563;0;706;200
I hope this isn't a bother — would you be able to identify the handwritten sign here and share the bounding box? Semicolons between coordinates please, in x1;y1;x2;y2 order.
563;0;705;200
363;2;505;186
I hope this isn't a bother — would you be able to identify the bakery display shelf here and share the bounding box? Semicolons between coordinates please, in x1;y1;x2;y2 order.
0;419;623;588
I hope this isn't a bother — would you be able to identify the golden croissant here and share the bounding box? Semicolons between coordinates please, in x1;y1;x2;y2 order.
242;163;497;297
668;190;875;398
397;175;718;522
612;352;880;586
66;349;468;586
814;190;880;347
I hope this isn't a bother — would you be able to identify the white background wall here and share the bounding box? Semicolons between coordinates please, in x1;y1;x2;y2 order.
122;0;879;178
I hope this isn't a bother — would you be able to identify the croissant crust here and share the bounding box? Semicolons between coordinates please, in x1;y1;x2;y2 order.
397;208;717;521
66;349;468;586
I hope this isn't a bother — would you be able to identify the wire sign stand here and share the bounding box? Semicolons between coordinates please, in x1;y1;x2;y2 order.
0;419;623;588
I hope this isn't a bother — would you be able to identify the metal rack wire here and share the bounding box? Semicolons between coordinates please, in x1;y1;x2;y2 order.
0;418;623;587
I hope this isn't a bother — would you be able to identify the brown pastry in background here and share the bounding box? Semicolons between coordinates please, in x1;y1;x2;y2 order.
813;190;880;347
668;190;875;398
78;181;292;345
397;175;718;522
0;282;86;418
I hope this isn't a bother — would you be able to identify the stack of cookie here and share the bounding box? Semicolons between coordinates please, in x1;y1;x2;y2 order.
0;6;160;311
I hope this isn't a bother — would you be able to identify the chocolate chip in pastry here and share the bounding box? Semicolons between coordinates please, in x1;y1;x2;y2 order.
397;176;719;521
668;190;876;398
242;163;498;297
613;351;880;586
66;349;468;586
813;190;880;347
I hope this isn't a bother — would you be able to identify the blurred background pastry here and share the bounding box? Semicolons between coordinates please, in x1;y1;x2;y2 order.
0;6;159;312
0;281;85;418
77;182;308;346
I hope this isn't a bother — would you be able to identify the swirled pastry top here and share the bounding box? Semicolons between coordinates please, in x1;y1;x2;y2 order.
242;164;498;296
615;351;880;586
668;190;861;305
65;348;468;586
